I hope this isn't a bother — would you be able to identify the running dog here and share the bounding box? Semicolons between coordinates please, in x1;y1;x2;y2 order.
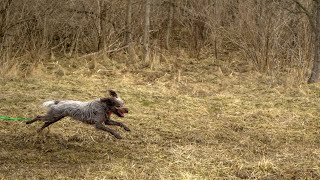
26;90;129;139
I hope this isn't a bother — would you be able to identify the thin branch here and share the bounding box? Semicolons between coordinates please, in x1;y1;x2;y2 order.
4;17;36;31
292;0;316;31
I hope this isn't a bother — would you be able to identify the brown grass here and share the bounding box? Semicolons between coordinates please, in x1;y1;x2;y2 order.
0;57;319;179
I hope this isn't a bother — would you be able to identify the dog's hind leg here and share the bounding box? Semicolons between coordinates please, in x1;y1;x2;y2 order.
105;119;131;131
26;115;46;124
37;115;65;132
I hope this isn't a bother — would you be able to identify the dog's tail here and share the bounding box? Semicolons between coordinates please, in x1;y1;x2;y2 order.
42;100;60;108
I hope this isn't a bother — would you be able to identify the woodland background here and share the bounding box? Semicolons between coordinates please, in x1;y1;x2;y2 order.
0;0;317;82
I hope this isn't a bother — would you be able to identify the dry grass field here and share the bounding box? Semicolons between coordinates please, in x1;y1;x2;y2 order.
0;57;320;179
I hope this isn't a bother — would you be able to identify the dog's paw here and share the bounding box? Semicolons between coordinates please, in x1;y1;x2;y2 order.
113;133;122;139
123;126;131;132
26;120;34;124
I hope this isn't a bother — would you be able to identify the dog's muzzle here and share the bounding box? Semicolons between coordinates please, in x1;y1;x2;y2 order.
115;107;129;117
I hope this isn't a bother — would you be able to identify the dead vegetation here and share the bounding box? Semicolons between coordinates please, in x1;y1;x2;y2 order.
1;0;319;178
0;57;319;179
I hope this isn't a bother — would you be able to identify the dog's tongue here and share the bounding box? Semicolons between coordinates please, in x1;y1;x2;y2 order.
107;111;112;116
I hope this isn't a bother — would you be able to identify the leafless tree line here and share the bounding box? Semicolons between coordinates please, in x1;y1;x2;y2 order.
0;0;319;82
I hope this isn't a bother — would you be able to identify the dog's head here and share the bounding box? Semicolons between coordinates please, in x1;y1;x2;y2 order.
100;90;128;118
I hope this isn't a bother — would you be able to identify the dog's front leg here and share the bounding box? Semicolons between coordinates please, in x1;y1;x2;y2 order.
105;119;131;132
95;117;122;139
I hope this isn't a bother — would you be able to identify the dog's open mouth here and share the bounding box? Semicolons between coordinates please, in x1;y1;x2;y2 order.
117;111;125;117
113;107;128;117
120;108;129;117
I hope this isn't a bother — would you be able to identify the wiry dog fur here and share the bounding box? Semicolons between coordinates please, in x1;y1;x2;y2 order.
26;90;130;139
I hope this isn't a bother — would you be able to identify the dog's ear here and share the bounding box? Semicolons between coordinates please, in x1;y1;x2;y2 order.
108;90;118;98
100;98;115;106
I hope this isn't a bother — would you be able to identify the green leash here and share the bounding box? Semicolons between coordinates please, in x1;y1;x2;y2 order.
0;115;31;121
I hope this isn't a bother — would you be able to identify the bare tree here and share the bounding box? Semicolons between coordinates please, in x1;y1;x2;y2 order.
291;0;320;83
309;1;320;83
143;0;150;63
165;0;174;50
0;0;13;48
126;0;134;62
97;0;106;51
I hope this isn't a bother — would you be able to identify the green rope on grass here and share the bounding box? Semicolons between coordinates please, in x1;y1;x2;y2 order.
0;115;31;121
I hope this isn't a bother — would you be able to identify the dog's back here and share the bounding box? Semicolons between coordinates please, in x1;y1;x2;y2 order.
42;100;60;108
43;100;103;123
43;100;89;109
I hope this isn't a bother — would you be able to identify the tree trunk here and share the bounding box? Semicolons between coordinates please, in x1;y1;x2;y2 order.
308;1;320;83
126;0;134;62
165;1;174;50
0;0;13;48
97;0;106;51
143;0;150;63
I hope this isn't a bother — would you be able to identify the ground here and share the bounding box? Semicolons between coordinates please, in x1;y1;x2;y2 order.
0;57;319;179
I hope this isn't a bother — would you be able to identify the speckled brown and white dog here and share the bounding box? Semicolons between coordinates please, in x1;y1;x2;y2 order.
26;90;129;139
